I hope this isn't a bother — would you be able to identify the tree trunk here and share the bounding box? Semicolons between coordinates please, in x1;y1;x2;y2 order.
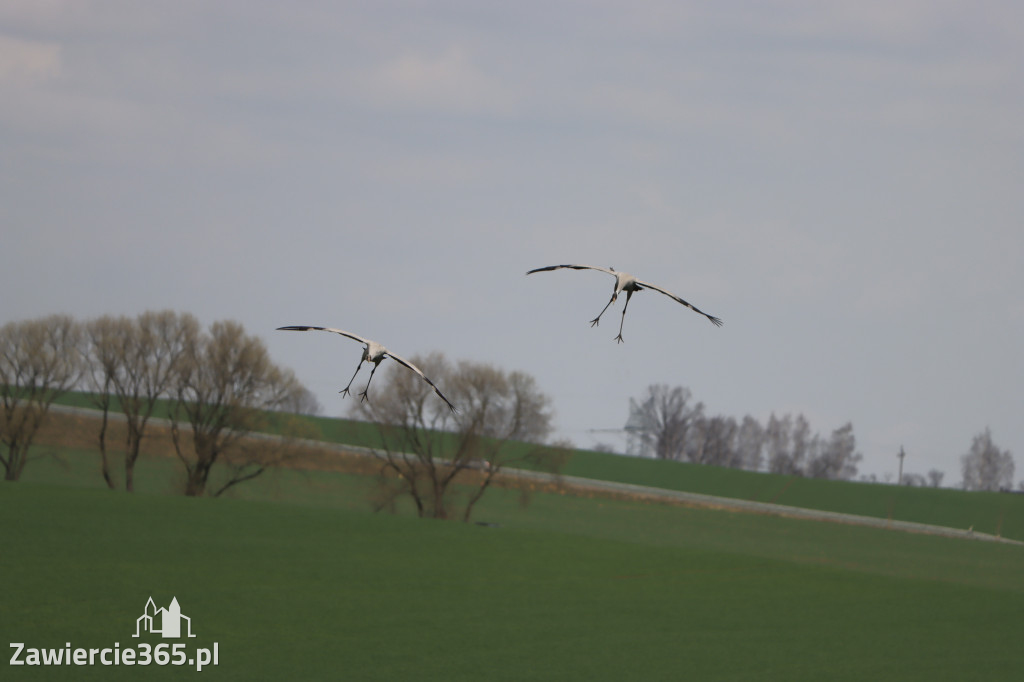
124;432;143;493
3;438;29;481
97;407;116;490
125;460;136;492
184;457;214;496
462;468;497;522
185;469;207;497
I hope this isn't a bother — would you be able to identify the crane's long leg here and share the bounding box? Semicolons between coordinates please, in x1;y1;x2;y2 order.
589;293;618;328
358;361;381;402
614;290;634;343
340;359;364;398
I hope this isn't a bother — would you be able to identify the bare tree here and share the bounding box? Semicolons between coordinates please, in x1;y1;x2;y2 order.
118;311;199;492
927;469;945;488
0;315;83;481
790;415;814;475
681;411;708;463
81;311;200;491
960;428;1014;491
694;415;739;467
736;415;764;471
625;384;701;460
765;413;794;475
353;354;566;521
167;320;310;496
290;385;322;416
806;422;862;480
766;414;820;476
82;315;131;488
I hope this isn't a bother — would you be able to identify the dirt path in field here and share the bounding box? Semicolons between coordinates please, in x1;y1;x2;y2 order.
44;405;1023;546
512;469;1024;545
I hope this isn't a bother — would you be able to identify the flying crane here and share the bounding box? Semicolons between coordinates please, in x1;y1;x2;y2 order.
276;326;456;412
526;264;723;342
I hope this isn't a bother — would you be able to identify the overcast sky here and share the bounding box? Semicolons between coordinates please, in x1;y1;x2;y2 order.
3;1;1021;484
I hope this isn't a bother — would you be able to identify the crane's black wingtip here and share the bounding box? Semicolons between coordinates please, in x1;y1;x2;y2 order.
277;325;316;331
709;316;724;327
526;265;568;275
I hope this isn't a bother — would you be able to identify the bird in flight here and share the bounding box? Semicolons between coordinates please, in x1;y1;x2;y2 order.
276;326;456;411
526;264;723;343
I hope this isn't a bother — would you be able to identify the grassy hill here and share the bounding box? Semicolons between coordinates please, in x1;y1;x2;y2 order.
558;450;1024;540
46;392;1024;541
3;476;1023;681
6;400;1024;680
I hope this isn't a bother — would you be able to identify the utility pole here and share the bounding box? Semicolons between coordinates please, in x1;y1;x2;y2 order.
897;445;906;486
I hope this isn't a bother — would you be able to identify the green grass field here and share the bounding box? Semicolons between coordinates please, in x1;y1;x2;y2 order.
557;450;1024;541
4;455;1024;681
50;392;1024;542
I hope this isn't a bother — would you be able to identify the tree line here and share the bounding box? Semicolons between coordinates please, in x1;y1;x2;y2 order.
623;383;1017;490
623;384;864;480
1;312;565;519
1;312;316;495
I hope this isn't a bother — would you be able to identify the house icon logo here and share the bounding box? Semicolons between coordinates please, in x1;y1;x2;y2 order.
132;597;197;639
